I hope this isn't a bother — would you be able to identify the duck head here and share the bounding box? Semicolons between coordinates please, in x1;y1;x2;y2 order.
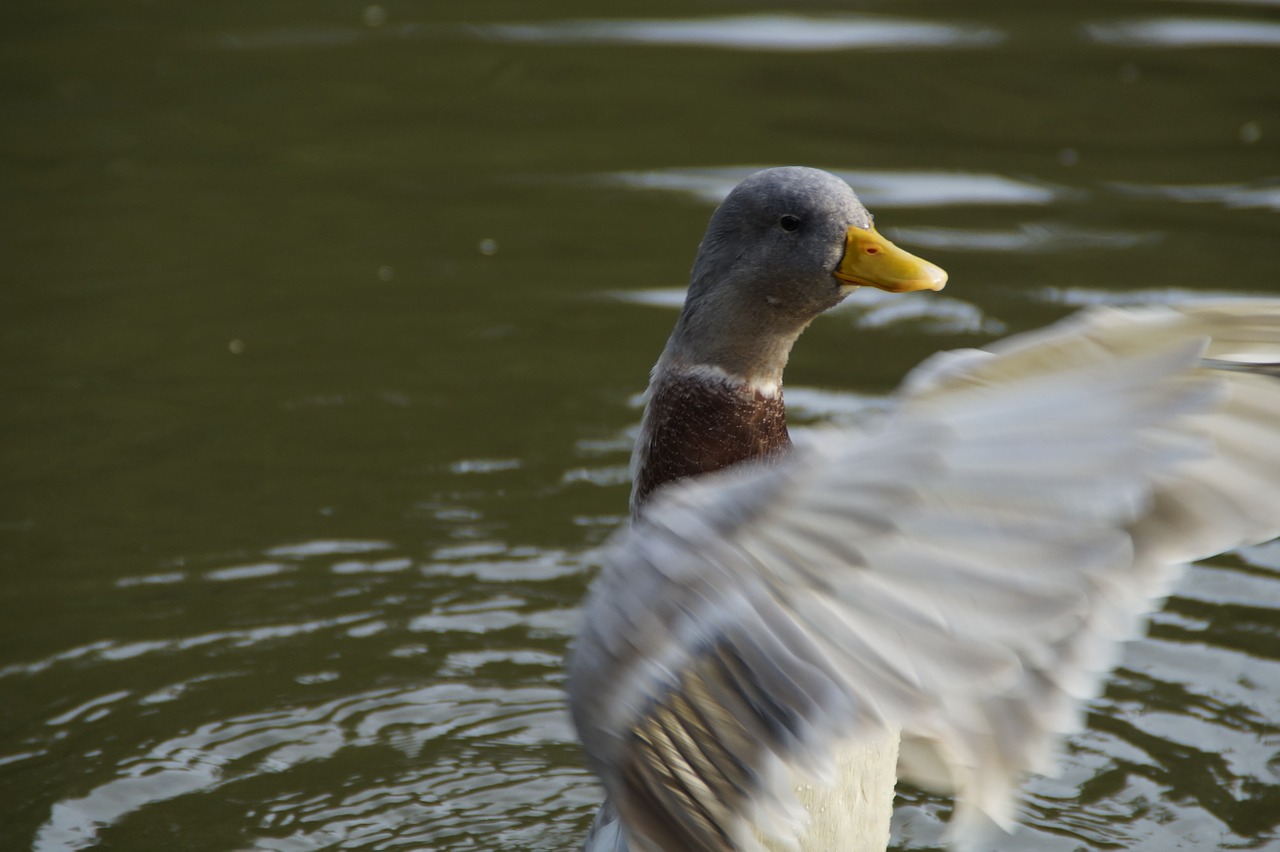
665;167;947;388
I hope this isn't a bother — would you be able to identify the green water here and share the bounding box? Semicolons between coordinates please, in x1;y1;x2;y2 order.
3;2;1279;850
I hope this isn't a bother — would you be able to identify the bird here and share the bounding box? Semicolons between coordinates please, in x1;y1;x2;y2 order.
567;166;1280;852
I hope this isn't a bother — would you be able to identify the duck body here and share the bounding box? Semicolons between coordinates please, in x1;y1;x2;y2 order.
588;168;948;852
570;167;1280;852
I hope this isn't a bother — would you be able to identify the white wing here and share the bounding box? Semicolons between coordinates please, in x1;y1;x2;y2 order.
568;300;1280;852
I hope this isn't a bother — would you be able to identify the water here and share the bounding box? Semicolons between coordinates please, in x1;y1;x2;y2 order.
2;1;1279;849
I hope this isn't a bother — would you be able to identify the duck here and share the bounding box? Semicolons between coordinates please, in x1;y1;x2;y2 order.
567;166;1280;852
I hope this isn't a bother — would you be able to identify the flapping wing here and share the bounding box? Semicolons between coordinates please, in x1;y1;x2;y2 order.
901;300;1280;564
569;301;1280;852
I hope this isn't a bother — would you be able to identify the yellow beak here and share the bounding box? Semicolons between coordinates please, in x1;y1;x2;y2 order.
833;225;947;293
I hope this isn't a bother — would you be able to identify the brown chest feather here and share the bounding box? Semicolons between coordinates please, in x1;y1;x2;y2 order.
632;375;791;511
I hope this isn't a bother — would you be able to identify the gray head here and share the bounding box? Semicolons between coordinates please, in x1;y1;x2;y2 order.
665;167;946;385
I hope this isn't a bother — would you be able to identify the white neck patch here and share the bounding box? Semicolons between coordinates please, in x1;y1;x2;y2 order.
669;362;781;399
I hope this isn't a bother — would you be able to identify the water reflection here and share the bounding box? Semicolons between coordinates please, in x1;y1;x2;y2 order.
1086;17;1280;47
214;12;1001;53
465;14;1002;52
1035;285;1280;307
1110;180;1280;212
20;531;590;851
606;285;1003;335
34;680;580;852
843;292;1003;335
890;223;1160;253
602;167;1063;207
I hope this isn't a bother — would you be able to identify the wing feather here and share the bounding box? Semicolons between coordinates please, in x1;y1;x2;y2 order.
570;301;1280;851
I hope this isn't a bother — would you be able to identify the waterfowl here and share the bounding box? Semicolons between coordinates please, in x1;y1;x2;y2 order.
568;166;1280;852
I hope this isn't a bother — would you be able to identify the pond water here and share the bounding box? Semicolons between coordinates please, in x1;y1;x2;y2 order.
3;2;1279;850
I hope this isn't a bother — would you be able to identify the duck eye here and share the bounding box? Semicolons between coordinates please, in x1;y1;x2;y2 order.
779;214;802;232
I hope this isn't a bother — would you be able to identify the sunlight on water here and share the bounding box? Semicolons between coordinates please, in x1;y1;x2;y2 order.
1110;180;1280;212
1033;286;1280;307
465;14;1002;52
602;167;1063;208
21;532;593;851
607;286;1002;335
845;293;1005;335
1086;17;1280;47
34;681;581;851
215;12;1001;53
890;223;1160;253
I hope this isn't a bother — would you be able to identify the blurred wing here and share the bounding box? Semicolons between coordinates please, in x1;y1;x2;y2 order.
569;301;1280;851
901;300;1280;563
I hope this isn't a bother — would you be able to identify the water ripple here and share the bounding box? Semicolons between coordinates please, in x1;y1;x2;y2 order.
602;166;1063;208
266;539;394;559
890;223;1160;253
1110;180;1280;212
606;285;1003;335
214;13;1000;54
465;14;1002;52
845;292;1006;335
33;683;575;851
1086;17;1280;47
249;762;591;851
1033;285;1278;307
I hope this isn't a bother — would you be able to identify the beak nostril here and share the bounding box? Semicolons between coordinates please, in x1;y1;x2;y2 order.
865;246;880;255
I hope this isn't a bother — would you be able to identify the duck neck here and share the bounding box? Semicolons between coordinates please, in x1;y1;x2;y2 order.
629;355;792;516
664;282;813;389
